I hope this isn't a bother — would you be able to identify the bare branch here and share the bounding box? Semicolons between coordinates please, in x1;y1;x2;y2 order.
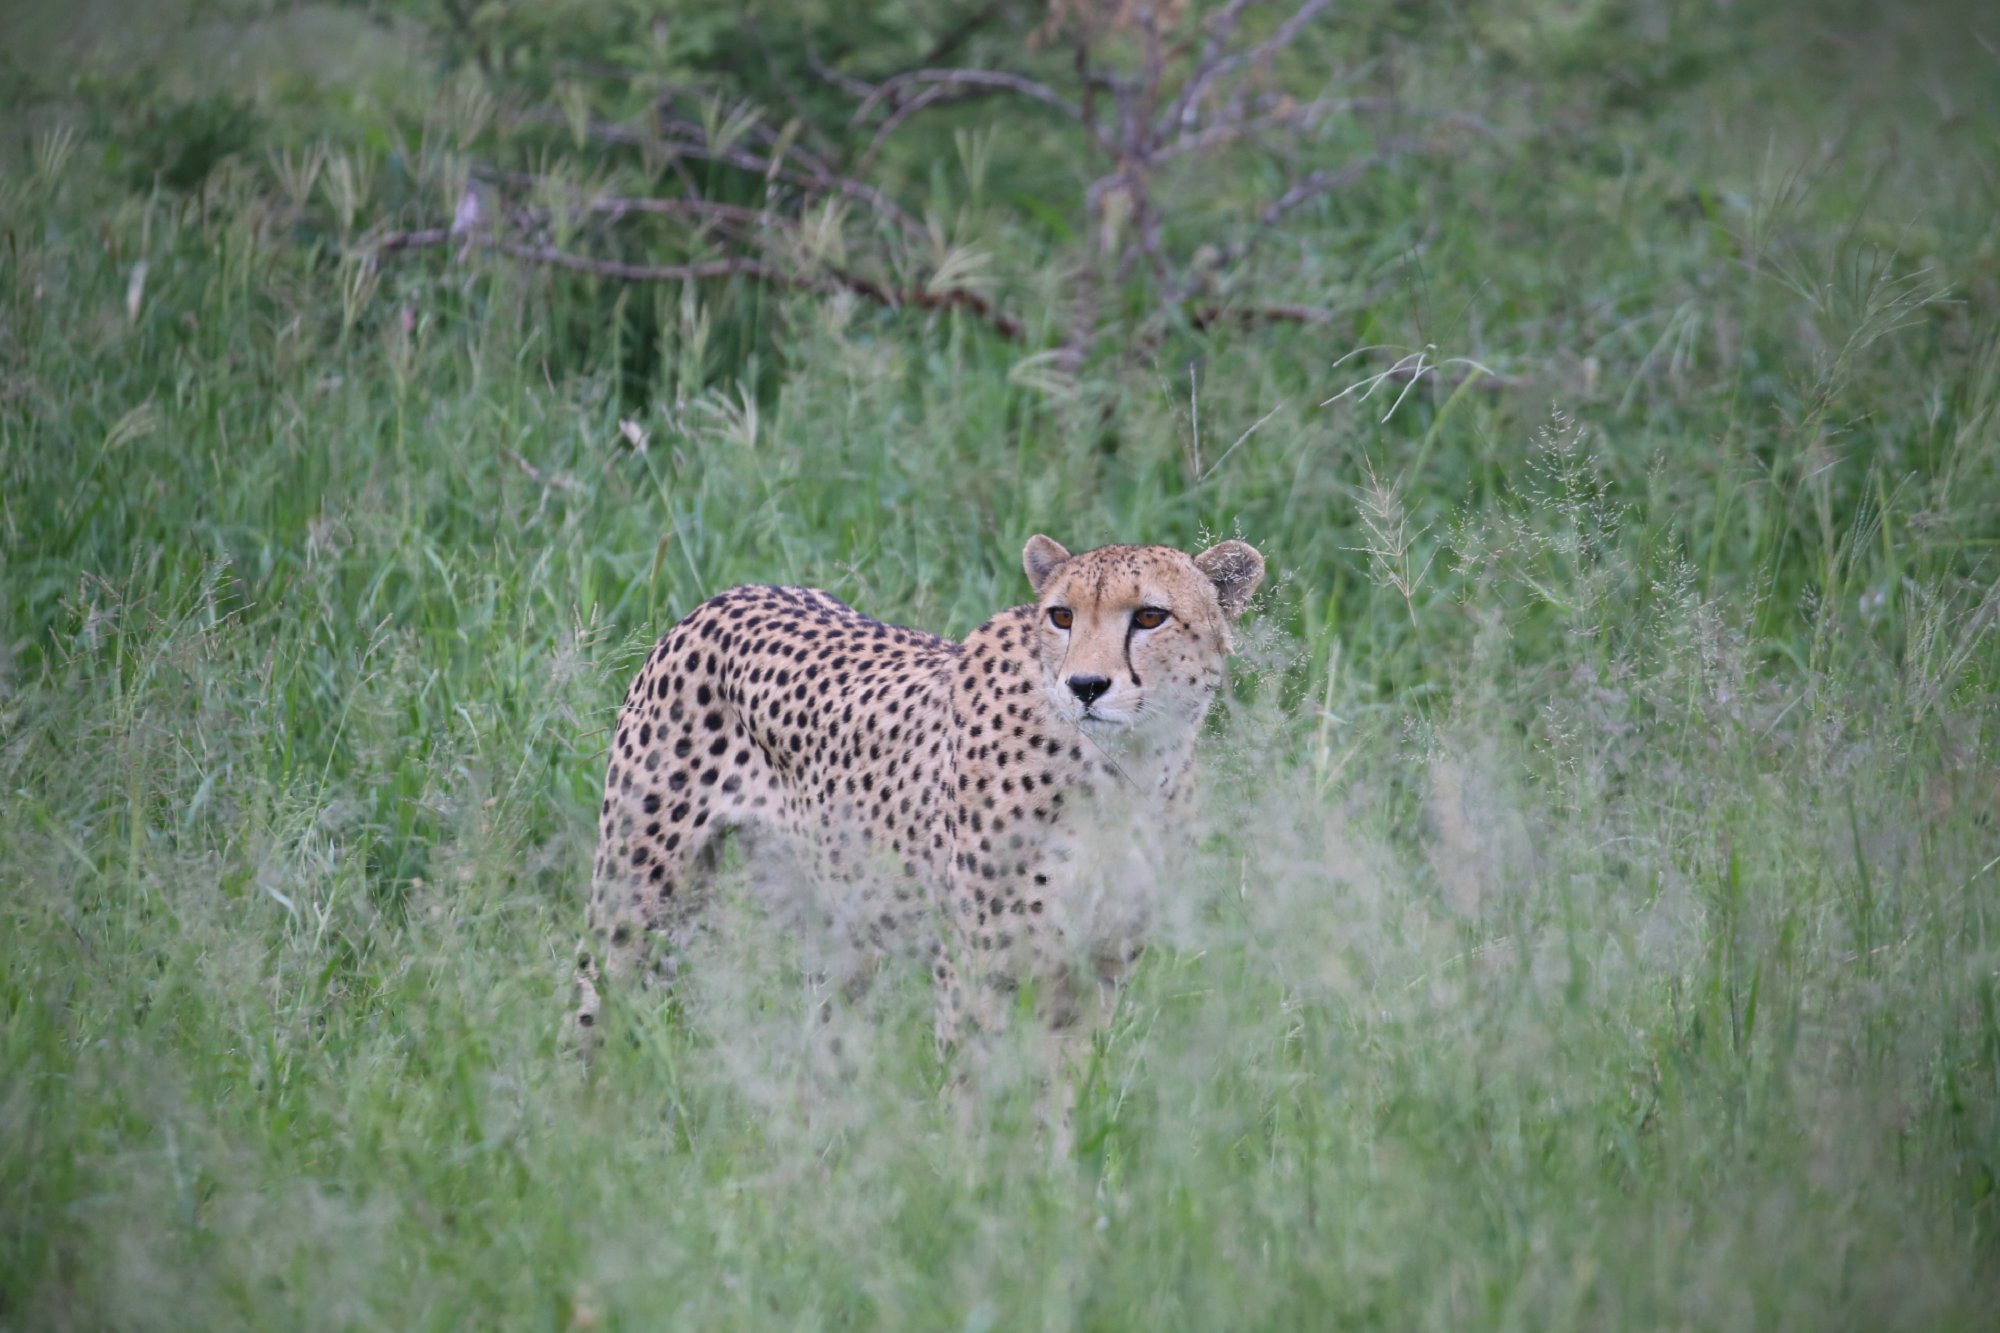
426;0;1492;372
513;107;929;241
1160;0;1332;137
805;45;877;99
1075;31;1101;150
1157;96;1381;161
825;266;1027;339
852;69;1082;124
367;229;1026;340
1217;0;1337;93
1258;155;1386;226
1187;301;1338;330
585;195;775;231
471;169;777;234
1160;0;1258;133
1139;2;1167;129
498;243;786;285
383;226;789;286
376;227;452;253
856;83;962;172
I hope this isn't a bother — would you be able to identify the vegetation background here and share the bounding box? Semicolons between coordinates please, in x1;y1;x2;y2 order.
3;0;1997;1327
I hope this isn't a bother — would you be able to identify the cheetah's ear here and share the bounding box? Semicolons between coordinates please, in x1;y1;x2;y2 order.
1022;535;1072;595
1194;540;1265;619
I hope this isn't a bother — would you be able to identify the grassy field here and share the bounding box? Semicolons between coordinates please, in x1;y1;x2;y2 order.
3;1;1998;1327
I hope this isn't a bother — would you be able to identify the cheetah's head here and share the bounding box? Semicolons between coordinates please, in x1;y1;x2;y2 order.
1022;535;1265;740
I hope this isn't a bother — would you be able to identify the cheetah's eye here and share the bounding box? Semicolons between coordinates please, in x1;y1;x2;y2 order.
1048;607;1074;630
1132;607;1170;630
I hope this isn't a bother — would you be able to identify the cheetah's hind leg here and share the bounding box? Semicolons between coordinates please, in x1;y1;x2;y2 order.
573;792;732;1052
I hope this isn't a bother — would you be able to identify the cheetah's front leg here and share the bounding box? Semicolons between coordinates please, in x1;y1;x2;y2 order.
566;949;606;1050
929;940;969;1054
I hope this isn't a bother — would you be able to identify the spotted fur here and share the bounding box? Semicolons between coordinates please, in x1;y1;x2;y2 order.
575;535;1265;1048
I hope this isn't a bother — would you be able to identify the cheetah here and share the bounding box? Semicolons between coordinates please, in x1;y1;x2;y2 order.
576;534;1265;1049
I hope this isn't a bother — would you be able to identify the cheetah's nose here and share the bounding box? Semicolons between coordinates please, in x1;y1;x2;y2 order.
1067;674;1111;706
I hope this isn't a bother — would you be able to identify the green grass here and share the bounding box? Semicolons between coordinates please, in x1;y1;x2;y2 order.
3;1;1999;1327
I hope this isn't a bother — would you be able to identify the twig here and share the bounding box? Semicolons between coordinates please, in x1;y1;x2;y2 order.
1258;155;1385;226
1161;0;1335;137
1139;1;1167;129
828;265;1027;339
852;68;1082;124
1213;0;1338;97
1159;0;1258;133
376;227;451;253
1157;97;1376;161
473;171;777;233
856;83;958;172
582;195;773;230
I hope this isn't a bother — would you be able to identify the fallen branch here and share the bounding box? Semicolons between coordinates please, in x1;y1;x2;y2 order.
826;267;1027;339
375;227;451;253
512;107;928;242
1186;301;1339;330
470;171;777;234
921;0;1009;66
368;228;1027;340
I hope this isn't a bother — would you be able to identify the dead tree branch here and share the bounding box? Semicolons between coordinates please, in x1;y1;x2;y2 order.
1258;155;1386;226
852;69;1082;123
374;2;1497;370
369;224;1026;341
513;107;929;242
